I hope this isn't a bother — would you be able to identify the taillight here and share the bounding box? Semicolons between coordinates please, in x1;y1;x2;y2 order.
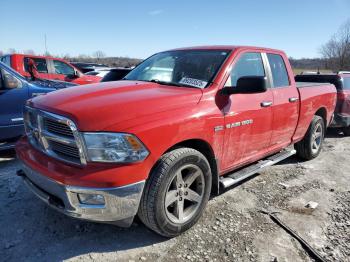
337;91;347;101
337;91;350;115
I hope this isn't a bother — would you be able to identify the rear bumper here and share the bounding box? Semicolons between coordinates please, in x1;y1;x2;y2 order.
18;160;145;227
330;113;350;127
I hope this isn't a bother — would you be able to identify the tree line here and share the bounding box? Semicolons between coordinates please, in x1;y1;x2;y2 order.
1;20;349;71
0;49;142;68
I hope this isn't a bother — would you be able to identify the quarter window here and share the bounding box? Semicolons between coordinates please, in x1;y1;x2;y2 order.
225;52;265;87
53;60;75;76
24;57;48;73
267;54;290;87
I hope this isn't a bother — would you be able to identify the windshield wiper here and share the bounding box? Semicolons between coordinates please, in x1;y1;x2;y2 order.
149;79;197;88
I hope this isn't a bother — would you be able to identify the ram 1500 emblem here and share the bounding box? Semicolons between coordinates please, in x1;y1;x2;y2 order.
215;119;253;132
226;119;253;129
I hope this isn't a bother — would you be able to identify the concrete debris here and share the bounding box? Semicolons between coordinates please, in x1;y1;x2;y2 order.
305;201;319;209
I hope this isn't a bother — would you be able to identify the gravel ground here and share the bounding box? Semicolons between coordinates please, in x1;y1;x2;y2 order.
1;130;349;262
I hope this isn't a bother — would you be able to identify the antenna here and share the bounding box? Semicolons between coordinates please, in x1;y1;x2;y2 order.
44;34;48;55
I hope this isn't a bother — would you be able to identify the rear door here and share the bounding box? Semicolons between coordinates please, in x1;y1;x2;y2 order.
0;67;29;129
221;52;274;170
23;57;51;79
266;53;299;150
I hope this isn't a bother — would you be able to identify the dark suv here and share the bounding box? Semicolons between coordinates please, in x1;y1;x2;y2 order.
295;72;350;135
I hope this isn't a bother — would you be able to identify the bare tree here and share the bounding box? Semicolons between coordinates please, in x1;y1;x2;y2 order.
320;19;350;71
93;50;106;61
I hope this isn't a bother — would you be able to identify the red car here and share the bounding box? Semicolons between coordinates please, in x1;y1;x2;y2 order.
16;46;336;237
0;54;101;85
296;72;350;135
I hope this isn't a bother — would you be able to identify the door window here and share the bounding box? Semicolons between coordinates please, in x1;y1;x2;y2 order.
24;57;48;73
1;56;11;67
225;52;265;87
267;54;290;87
0;69;23;89
53;60;75;76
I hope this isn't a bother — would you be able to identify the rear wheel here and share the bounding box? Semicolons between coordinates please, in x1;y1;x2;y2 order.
343;127;350;136
295;115;325;160
138;148;212;237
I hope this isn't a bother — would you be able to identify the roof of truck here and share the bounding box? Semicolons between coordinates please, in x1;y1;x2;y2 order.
170;45;284;53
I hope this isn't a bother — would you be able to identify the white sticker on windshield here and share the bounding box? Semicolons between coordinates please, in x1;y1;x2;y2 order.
179;77;207;88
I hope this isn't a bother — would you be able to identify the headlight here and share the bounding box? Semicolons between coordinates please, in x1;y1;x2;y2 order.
83;133;149;163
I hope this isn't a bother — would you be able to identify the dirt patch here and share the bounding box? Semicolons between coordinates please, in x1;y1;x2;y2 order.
1;132;350;262
321;191;350;261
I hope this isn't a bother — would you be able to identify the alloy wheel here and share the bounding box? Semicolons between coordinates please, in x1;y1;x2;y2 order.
164;164;205;224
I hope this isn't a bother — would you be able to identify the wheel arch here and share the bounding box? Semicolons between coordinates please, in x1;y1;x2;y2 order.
162;139;220;196
314;107;327;128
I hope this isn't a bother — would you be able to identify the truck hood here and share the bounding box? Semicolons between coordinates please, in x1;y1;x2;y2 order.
30;80;203;131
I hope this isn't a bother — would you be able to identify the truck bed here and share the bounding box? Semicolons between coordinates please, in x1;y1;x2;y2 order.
293;82;336;143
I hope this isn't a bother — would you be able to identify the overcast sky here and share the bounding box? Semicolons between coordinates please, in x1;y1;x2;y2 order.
1;0;349;59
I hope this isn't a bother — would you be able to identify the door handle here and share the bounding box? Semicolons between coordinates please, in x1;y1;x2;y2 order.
261;101;273;107
289;97;299;103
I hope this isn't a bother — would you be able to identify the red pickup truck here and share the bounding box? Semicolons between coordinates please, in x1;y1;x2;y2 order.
0;54;101;85
296;72;350;135
16;46;336;237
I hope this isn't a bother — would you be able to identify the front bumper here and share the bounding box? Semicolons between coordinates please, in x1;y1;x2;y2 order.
330;113;350;128
18;160;145;227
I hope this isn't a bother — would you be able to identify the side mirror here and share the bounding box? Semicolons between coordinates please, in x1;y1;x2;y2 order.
221;76;267;95
67;71;79;79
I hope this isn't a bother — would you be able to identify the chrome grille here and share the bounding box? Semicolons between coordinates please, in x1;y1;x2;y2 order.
24;106;86;165
50;140;81;160
44;118;74;137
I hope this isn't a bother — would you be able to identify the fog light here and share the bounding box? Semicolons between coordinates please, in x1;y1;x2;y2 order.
78;193;105;205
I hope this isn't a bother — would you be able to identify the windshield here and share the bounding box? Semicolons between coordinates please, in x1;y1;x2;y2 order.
124;50;230;88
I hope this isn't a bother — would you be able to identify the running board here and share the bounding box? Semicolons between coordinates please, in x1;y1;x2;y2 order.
220;149;296;189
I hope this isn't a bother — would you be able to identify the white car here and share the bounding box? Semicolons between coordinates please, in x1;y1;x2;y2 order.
85;68;112;78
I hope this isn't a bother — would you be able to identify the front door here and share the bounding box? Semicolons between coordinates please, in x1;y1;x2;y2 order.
48;59;76;82
0;67;28;140
221;52;273;171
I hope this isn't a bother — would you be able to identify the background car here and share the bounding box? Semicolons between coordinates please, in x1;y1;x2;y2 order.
0;54;101;85
100;68;132;82
71;62;109;73
85;68;112;78
0;61;76;150
295;72;350;135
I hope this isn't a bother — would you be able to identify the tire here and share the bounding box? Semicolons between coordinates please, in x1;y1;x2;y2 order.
138;148;212;237
295;115;325;160
343;127;350;136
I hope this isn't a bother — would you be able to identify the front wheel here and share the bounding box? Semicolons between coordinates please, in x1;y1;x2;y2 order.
138;148;212;237
295;115;325;160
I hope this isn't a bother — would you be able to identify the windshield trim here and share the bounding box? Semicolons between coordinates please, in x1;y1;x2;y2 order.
124;49;232;89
